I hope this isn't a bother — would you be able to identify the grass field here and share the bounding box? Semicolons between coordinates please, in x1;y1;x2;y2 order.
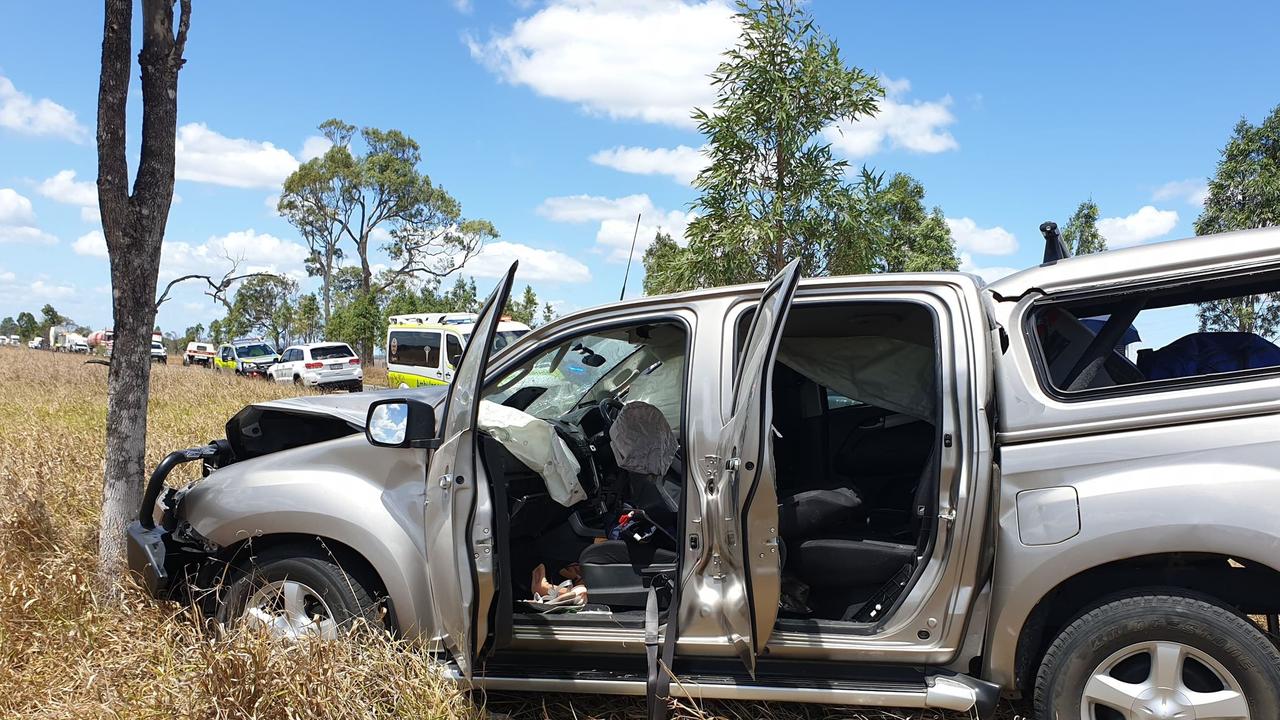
0;348;1022;719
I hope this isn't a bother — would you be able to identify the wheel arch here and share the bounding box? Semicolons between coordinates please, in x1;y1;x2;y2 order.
1004;551;1280;696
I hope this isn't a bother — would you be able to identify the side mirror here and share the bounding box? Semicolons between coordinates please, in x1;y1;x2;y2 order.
365;398;438;449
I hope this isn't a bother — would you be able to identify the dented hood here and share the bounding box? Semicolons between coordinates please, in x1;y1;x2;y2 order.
224;386;449;462
251;386;449;428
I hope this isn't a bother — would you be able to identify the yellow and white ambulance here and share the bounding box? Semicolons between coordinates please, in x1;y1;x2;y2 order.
384;313;531;388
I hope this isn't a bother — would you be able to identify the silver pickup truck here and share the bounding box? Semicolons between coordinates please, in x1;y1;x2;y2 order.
128;228;1280;719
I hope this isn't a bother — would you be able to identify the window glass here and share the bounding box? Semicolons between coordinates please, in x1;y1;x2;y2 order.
446;334;463;367
311;344;354;360
484;332;646;421
389;330;441;368
221;347;233;360
825;388;865;410
1030;271;1280;393
236;343;275;358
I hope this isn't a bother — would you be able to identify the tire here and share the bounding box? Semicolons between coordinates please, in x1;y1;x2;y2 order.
1035;592;1280;720
216;545;385;639
350;382;363;392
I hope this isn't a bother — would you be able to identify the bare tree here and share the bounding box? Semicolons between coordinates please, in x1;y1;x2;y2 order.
96;0;190;593
154;254;278;311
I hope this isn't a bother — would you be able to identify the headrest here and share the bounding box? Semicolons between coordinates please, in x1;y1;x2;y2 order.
609;401;677;476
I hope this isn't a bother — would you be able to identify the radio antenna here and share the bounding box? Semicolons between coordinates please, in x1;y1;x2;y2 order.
619;213;642;301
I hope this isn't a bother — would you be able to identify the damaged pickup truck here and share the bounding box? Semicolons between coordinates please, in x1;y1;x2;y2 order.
129;227;1280;719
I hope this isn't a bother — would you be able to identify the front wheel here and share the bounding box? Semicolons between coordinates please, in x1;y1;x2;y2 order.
216;545;385;639
1035;592;1280;720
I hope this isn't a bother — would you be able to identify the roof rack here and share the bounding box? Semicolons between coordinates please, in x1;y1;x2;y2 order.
1040;221;1070;264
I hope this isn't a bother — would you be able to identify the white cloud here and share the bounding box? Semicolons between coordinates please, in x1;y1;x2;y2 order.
451;0;473;12
468;0;738;128
0;188;36;225
824;78;957;157
0;267;15;283
175;123;300;189
958;252;1019;284
590;144;707;184
0;188;56;245
538;193;692;261
73;230;107;258
161;228;309;280
946;217;1017;255
29;279;76;300
299;135;333;161
0;75;87;142
1097;205;1179;248
80;206;101;223
1152;179;1208;207
466;241;592;282
37;169;98;207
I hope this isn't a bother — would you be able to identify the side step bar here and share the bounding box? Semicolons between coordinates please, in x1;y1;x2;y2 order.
452;670;999;718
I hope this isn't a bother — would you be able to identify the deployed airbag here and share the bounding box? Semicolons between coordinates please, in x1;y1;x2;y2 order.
778;336;935;420
479;400;586;507
609;401;678;476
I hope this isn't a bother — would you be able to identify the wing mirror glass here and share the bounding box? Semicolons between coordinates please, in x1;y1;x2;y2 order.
365;398;437;448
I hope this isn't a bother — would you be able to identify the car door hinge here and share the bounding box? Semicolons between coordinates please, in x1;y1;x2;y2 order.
939;507;957;522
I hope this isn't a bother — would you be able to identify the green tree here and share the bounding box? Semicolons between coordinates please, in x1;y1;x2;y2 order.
648;0;882;292
855;171;958;273
278;119;494;358
541;302;556;325
0;316;15;337
1195;105;1280;337
39;304;67;334
326;291;383;353
443;276;479;313
292;293;323;343
16;312;38;341
224;275;298;349
1063;200;1107;255
209;319;224;345
507;285;540;325
642;231;684;295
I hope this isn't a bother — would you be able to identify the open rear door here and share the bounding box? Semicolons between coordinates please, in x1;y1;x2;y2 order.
422;262;517;679
687;259;801;678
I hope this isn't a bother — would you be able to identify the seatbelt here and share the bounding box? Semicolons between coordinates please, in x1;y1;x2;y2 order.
644;586;662;719
644;582;681;720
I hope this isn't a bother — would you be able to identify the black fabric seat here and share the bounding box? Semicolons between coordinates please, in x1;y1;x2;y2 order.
579;539;676;608
789;537;915;588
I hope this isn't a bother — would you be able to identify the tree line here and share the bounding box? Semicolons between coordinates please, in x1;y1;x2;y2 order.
0;304;89;343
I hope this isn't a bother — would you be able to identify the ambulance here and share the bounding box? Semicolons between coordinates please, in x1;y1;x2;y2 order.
384;312;530;388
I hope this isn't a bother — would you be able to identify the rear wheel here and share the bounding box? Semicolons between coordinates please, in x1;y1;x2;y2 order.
1035;592;1280;720
216;545;385;639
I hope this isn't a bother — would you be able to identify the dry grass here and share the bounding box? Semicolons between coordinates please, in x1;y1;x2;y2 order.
0;348;1025;719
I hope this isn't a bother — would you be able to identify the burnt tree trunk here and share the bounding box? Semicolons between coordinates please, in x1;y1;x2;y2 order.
96;0;190;594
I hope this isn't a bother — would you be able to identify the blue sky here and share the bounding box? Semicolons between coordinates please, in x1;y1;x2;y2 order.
1;0;1277;343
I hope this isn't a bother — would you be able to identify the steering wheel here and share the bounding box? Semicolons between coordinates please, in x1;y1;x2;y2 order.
597;397;625;427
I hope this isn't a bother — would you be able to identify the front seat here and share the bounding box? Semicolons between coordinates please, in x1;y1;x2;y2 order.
579;401;680;609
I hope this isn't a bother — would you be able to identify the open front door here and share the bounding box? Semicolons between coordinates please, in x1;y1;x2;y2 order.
686;259;801;678
422;262;517;679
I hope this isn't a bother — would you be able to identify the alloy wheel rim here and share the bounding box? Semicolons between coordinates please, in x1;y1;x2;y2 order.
1081;639;1250;720
244;579;339;640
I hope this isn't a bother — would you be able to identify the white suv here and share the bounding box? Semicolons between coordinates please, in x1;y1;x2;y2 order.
269;342;363;391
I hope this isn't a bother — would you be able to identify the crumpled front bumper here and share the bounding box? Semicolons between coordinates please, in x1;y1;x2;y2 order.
125;441;231;598
126;521;174;597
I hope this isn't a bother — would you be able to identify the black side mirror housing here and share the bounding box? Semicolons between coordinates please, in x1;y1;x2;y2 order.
365;398;438;449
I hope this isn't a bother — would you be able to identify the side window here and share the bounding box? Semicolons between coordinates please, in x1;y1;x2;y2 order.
446;334;463;367
1029;269;1280;395
389;330;441;368
221;347;233;361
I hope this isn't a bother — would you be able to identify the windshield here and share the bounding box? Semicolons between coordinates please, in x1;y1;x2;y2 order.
310;344;354;360
151;342;163;350
485;334;642;420
236;343;275;358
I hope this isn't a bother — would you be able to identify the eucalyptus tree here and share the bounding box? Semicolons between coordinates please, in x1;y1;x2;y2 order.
1063;200;1107;255
278;119;493;357
95;0;191;591
1195;105;1280;337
